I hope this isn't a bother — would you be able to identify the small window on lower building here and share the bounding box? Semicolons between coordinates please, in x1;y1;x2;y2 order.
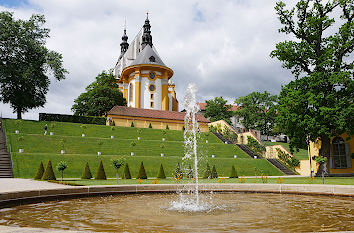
151;93;154;99
332;137;348;169
150;102;154;108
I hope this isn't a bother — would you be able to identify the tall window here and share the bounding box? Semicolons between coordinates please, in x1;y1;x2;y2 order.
129;83;133;103
332;137;347;169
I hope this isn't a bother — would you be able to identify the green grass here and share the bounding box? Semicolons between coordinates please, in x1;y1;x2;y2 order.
4;119;284;179
263;141;309;160
58;177;354;186
12;153;283;178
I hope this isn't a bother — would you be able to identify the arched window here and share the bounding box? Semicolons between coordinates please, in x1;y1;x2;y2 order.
129;83;133;103
332;137;347;169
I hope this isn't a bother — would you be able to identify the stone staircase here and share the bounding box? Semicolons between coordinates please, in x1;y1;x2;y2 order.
235;144;258;159
0;119;13;178
266;158;296;175
212;132;233;144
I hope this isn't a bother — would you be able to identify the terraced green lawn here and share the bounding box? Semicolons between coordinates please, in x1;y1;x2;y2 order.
4;119;284;179
264;141;309;160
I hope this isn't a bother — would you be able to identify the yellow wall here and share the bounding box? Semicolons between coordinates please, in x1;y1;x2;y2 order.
107;114;209;132
309;133;354;174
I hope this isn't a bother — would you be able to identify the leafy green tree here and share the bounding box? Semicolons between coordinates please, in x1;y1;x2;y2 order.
234;91;278;136
270;0;354;160
72;70;126;116
204;97;233;124
111;157;125;184
56;161;68;181
0;12;67;119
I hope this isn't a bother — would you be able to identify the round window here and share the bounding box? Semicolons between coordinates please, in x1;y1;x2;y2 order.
149;84;156;91
149;72;155;79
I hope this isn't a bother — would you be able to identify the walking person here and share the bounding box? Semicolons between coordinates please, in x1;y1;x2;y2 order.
44;124;48;135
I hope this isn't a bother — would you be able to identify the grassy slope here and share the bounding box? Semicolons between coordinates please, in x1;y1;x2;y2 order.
5;119;283;178
263;141;309;160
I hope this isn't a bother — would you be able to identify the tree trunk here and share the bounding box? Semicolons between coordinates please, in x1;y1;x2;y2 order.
116;170;119;184
17;108;22;119
61;171;63;181
316;135;331;177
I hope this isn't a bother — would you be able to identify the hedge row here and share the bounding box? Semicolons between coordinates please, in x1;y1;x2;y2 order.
39;113;106;125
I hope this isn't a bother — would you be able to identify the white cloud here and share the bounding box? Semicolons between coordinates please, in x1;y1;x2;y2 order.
1;0;300;119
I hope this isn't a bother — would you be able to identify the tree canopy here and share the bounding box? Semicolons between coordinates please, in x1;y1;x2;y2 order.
204;97;233;124
0;12;67;119
234;91;278;136
270;0;353;157
71;70;126;116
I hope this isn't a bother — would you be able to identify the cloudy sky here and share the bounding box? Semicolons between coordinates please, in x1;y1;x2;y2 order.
0;0;299;120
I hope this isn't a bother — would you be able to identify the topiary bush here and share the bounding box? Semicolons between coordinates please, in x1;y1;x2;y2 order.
137;161;147;179
174;163;183;179
149;123;152;128
34;161;44;180
42;160;56;180
187;164;193;178
203;163;211;179
95;160;107;180
211;165;218;178
166;125;169;130
230;164;238;178
81;162;92;179
131;122;134;127
157;163;166;179
122;163;131;179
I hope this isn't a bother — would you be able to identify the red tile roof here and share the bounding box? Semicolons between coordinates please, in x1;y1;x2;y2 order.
197;103;240;111
107;106;210;123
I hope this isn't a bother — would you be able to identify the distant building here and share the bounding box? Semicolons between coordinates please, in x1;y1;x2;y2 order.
107;15;209;131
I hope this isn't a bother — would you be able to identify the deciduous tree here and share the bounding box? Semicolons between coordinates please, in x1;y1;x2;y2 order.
270;0;354;161
0;12;67;119
71;70;126;116
204;97;233;124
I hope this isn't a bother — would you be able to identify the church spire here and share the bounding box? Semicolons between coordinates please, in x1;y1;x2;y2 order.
120;23;129;56
141;12;153;50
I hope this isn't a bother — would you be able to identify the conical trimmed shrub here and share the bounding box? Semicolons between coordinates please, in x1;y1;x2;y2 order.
174;163;183;179
203;163;211;179
42;160;56;180
166;125;169;130
137;161;147;179
131;122;134;127
157;164;166;179
122;163;132;179
230;164;238;178
95;160;107;180
211;165;218;178
149;123;152;128
81;162;92;179
34;161;44;180
187;164;193;178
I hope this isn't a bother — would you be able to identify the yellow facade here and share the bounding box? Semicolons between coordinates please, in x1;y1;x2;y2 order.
107;114;209;132
309;133;354;175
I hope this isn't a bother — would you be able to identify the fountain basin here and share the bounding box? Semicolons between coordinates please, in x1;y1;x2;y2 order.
0;187;353;232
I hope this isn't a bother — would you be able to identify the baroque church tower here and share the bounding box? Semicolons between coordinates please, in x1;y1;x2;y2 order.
114;14;178;111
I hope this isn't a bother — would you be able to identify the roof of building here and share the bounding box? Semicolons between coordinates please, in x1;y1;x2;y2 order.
197;103;240;111
130;44;166;67
108;106;210;123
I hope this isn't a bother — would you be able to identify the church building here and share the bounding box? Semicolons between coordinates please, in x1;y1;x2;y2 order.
107;15;210;132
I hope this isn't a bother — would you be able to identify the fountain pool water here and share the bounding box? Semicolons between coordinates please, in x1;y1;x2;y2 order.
0;193;353;232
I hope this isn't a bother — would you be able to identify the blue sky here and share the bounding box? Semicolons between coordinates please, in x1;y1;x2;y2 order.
0;0;300;120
